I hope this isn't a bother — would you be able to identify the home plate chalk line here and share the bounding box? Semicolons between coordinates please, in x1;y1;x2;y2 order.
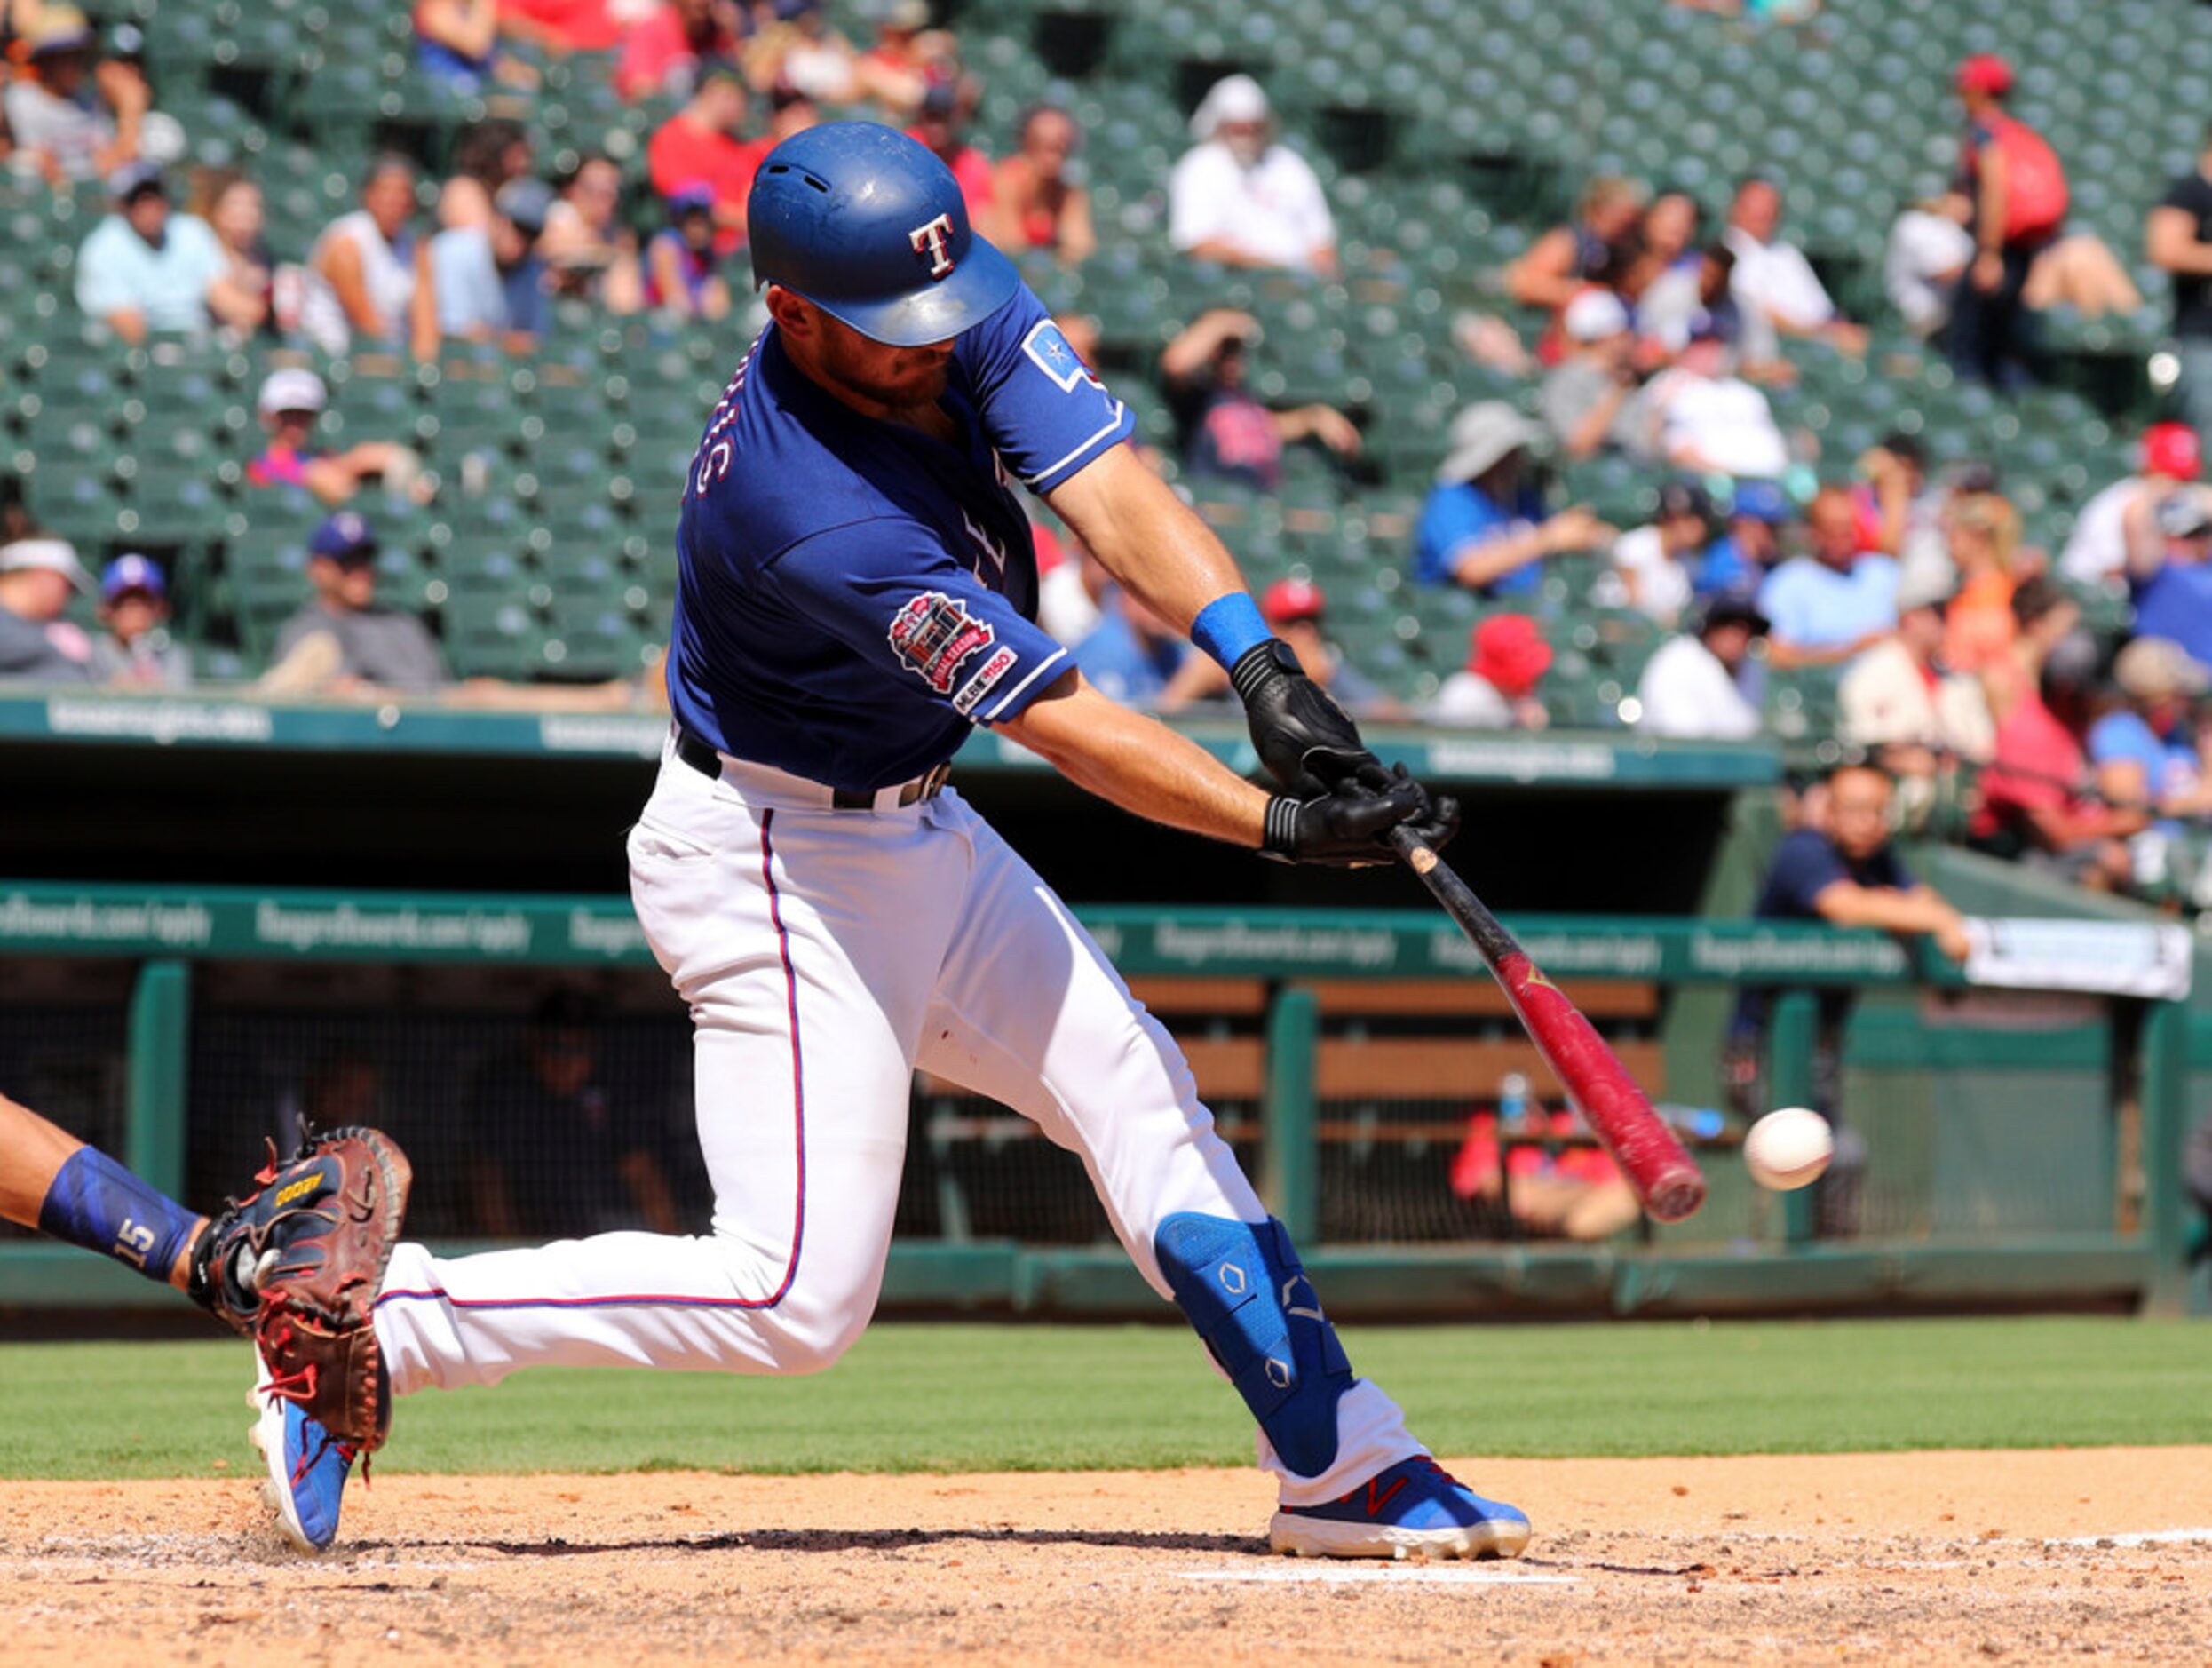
1177;1566;1577;1585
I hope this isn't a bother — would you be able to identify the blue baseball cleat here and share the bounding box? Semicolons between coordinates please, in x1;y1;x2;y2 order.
1270;1456;1532;1560
249;1358;357;1553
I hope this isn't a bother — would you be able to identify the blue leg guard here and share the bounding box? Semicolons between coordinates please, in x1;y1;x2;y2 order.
1154;1213;1353;1479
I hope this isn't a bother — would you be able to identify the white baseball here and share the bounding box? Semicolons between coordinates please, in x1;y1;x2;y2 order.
1743;1107;1834;1191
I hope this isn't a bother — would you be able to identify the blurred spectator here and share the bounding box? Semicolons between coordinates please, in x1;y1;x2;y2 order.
425;177;552;353
1757;484;1901;668
1416;403;1612;596
1947;54;2063;388
190;169;274;339
1642;314;1789;479
762;83;822;149
2060;422;2209;591
1693;479;1790;601
1622;188;1703;304
1637;242;1744;361
1972;576;2145;887
1159;577;1398;720
1160;309;1361;491
75;163;236;343
1886;191;1975;339
646;71;757;247
541;154;645;314
1727;762;1967;1235
977;103;1094;266
745;1;859;105
464;991;681;1240
1607;481;1715;626
2090;637;2212;838
4;7;141;186
0;537;94;684
643;186;731;320
1169;74;1336;278
1071;586;1185;706
852;0;951;123
1840;572;1995;815
246;369;424;507
1504;175;1645;317
440;118;533;233
1939;492;2025;675
1539;290;1646;461
1855;433;1944;578
88;554;187;688
2126;494;2212;671
1633;594;1766;739
615;0;744;101
1429;614;1551;729
263;512;450;696
2148;121;2212;442
1036;531;1104;647
415;0;535;93
908;80;990;220
498;0;623;54
1723;175;1867;359
298;155;427;358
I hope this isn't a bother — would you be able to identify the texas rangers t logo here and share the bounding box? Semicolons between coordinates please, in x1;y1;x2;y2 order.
909;213;956;279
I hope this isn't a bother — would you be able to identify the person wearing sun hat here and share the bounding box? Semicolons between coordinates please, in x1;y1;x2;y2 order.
1415;401;1613;597
1427;613;1553;729
0;536;97;683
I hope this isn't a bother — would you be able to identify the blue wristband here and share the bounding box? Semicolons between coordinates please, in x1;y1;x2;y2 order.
1190;592;1272;671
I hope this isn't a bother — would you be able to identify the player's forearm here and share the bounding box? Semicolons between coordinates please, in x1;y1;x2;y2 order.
1046;443;1248;633
999;671;1268;847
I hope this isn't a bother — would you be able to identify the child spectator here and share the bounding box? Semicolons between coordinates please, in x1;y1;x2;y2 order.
1633;595;1767;739
0;537;95;684
978;104;1095;266
643;187;731;320
1159;309;1361;493
89;554;188;687
1416;402;1613;596
74;163;236;343
1429;614;1552;729
298;155;427;357
1168;74;1336;277
646;72;759;248
1607;481;1715;627
246;369;424;507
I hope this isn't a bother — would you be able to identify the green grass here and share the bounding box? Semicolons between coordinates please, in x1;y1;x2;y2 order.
4;1318;2209;1480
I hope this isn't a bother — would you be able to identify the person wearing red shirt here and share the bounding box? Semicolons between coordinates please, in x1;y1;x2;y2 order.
646;71;759;248
498;0;621;53
615;0;745;101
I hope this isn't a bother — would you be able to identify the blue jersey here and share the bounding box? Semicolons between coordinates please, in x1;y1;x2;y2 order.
668;284;1133;791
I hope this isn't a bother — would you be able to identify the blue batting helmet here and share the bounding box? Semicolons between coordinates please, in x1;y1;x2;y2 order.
748;122;1019;347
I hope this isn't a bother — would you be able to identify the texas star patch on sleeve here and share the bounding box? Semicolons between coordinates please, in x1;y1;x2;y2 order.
888;591;998;695
1021;319;1106;393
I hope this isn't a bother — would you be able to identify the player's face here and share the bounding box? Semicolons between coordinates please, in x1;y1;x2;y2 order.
813;308;956;407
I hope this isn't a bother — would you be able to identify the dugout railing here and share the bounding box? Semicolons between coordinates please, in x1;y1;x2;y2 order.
0;882;2194;1317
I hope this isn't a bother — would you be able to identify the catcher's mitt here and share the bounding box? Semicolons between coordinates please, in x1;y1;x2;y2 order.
188;1126;411;1450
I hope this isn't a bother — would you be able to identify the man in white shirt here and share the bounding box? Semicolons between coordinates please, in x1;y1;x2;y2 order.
1167;75;1336;278
1724;176;1867;358
1634;596;1766;740
1644;314;1790;481
74;163;230;342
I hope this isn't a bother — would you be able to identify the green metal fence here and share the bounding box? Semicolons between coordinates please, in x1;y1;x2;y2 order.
0;882;2193;1317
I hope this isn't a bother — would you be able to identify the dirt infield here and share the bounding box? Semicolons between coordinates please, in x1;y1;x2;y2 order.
4;1450;2209;1665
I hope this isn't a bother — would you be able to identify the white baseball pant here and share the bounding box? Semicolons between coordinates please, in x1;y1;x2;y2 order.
373;740;1423;1503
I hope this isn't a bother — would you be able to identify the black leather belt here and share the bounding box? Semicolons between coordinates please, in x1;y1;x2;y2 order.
674;730;949;810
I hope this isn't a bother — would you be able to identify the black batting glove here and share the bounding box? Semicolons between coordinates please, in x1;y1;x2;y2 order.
1231;639;1383;798
1382;761;1463;856
1261;772;1431;867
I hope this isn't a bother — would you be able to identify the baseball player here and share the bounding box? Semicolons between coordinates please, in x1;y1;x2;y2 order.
35;123;1532;1562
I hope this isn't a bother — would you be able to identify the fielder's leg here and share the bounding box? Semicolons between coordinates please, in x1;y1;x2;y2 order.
916;798;1529;1559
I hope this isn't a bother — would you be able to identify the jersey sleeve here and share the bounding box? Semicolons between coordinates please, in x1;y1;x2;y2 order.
761;515;1072;726
959;282;1135;494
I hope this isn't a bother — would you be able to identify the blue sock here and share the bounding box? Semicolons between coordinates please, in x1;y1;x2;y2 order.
37;1148;201;1283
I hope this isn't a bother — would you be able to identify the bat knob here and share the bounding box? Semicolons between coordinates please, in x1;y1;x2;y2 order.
1645;1170;1709;1224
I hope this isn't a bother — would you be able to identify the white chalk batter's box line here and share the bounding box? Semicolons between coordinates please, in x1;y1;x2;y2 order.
1176;1567;1577;1586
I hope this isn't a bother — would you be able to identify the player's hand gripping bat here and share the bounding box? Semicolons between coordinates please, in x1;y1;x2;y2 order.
1387;826;1708;1222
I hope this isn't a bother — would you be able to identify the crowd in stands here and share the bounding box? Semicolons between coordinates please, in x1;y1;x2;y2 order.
10;5;2212;921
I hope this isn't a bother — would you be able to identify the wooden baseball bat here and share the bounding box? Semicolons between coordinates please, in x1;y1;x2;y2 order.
1388;825;1708;1223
